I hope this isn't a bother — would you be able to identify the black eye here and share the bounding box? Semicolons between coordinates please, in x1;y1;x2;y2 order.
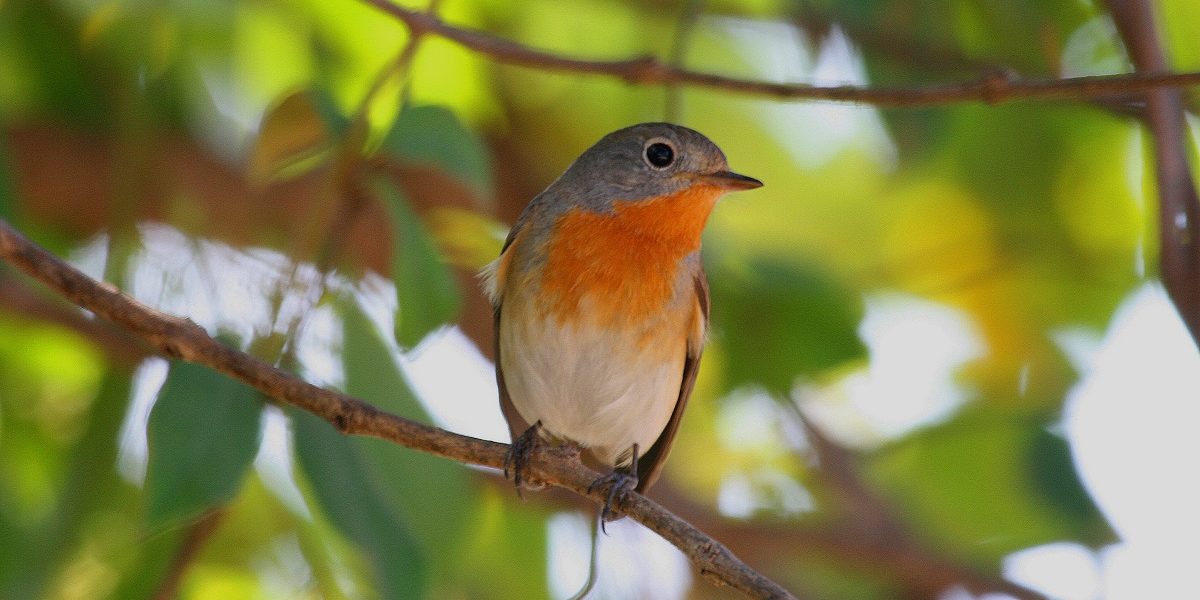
644;142;675;168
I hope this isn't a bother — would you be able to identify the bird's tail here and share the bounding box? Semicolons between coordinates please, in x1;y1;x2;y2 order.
566;508;602;600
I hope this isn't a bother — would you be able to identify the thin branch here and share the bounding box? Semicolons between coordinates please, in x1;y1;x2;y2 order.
151;509;226;600
781;402;1048;600
0;217;796;600
0;274;152;366
359;0;1200;107
664;0;705;121
1105;0;1200;349
654;484;1050;600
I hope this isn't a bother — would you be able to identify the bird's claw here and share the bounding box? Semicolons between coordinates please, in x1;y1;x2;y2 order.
505;421;542;497
588;470;638;534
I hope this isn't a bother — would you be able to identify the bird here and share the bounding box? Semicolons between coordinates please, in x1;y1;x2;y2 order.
481;122;762;515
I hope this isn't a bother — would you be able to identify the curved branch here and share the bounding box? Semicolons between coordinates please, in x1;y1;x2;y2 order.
361;0;1200;107
0;217;796;600
1105;0;1200;349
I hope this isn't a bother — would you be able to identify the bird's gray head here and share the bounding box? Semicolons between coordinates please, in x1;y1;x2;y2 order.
544;122;761;211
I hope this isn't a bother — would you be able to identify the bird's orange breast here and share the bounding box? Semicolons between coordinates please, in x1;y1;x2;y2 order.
537;184;721;325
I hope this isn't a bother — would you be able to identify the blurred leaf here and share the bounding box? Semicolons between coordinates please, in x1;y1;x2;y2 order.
292;409;427;600
1028;426;1108;537
107;525;190;600
1161;0;1200;72
382;104;492;198
0;368;133;599
375;178;462;349
459;488;549;600
340;298;472;556
145;361;263;528
312;87;354;139
426;206;508;270
868;408;1112;563
0;1;108;127
249;90;332;184
709;256;866;394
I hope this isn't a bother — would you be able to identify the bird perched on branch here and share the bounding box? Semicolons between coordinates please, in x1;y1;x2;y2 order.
482;122;761;517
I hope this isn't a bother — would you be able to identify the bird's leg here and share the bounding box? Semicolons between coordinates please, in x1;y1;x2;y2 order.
587;443;639;534
505;420;543;497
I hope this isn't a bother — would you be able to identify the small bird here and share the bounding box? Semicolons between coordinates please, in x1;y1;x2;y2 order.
482;123;761;511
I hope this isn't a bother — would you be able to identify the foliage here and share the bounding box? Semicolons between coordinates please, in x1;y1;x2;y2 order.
1;0;1190;598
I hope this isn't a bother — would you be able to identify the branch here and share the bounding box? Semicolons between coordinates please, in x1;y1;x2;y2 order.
781;404;1048;600
655;484;1050;600
0;217;796;600
151;509;226;600
1105;0;1200;349
360;0;1200;107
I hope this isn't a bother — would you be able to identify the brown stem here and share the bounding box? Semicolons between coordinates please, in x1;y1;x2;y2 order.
1105;0;1200;348
0;217;796;599
151;509;226;600
359;0;1200;107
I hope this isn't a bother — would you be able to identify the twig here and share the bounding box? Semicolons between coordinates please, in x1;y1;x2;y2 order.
0;275;152;366
664;0;705;121
781;402;1048;600
1105;0;1200;349
358;0;1200;107
0;217;797;600
151;509;226;600
654;483;1050;600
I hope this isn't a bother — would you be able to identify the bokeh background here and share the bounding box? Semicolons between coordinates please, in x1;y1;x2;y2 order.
2;0;1199;598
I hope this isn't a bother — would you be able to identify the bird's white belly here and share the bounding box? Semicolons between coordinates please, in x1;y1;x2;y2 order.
499;305;687;467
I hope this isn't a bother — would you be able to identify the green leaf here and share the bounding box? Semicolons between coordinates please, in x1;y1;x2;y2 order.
458;490;550;600
868;408;1112;563
375;179;462;349
340;297;472;555
312;87;354;139
0;369;134;600
382;104;492;198
1028;426;1108;539
145;361;264;528
709;256;866;394
292;409;427;600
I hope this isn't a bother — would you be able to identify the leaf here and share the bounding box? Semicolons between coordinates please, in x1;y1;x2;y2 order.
339;297;471;555
426;207;508;271
248;90;333;184
709;256;867;394
382;104;492;198
145;361;264;528
868;408;1112;563
0;369;134;600
457;488;550;600
292;409;427;600
375;179;462;349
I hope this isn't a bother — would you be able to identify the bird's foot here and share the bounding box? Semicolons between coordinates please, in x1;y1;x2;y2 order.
587;444;640;534
505;421;542;497
588;470;638;534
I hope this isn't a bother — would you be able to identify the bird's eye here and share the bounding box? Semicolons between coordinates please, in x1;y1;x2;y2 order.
644;142;675;169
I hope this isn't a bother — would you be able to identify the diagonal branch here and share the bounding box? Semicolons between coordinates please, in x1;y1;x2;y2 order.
359;0;1200;107
0;217;797;600
1105;0;1200;349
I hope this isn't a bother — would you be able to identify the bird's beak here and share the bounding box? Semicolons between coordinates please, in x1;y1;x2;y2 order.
704;170;763;191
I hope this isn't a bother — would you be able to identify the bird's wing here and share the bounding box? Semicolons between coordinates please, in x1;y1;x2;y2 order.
491;222;532;443
635;269;709;493
495;302;532;444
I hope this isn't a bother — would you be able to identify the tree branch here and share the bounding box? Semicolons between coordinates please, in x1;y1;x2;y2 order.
151;509;226;600
0;217;796;600
1105;0;1200;349
359;0;1200;107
